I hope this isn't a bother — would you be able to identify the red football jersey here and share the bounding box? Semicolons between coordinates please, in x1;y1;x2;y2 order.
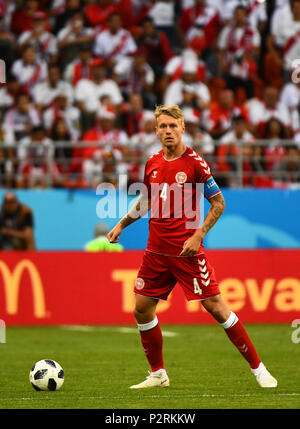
143;146;213;256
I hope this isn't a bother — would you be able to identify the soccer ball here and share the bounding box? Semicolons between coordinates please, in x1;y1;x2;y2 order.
29;359;64;391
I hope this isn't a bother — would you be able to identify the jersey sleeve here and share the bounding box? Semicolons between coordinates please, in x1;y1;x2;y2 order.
194;155;212;183
194;155;221;199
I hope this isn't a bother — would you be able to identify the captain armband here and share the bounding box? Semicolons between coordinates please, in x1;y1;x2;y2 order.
204;176;221;199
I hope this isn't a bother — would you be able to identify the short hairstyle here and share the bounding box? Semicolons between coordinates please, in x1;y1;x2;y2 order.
23;44;35;54
31;126;45;134
154;105;184;126
108;11;122;21
16;92;30;102
142;16;154;25
234;5;247;13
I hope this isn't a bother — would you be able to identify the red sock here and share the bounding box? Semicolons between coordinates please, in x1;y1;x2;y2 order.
222;313;261;369
138;318;164;372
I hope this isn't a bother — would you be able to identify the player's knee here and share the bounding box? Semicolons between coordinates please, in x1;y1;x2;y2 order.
133;303;155;324
211;306;230;323
202;299;230;323
133;304;147;319
204;302;219;317
133;295;157;319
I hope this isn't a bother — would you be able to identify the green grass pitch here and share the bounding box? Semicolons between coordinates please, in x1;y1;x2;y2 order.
0;324;299;409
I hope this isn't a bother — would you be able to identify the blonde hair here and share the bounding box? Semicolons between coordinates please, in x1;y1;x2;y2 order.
154;105;185;126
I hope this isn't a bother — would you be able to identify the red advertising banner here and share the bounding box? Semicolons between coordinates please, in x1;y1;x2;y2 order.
0;250;299;325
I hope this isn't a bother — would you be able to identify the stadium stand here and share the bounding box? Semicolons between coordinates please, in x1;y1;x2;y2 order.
0;0;300;189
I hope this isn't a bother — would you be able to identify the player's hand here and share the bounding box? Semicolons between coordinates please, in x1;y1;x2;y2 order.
107;223;123;243
179;234;203;257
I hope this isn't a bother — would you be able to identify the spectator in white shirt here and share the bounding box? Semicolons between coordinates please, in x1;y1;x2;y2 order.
31;64;74;112
130;110;161;157
17;126;55;189
178;0;221;53
83;147;129;189
222;0;267;32
147;0;176;46
3;93;41;143
83;106;129;148
93;11;137;70
63;43;94;86
270;0;292;46
17;125;54;162
182;0;195;9
280;78;300;132
75;60;123;114
75;59;123;133
246;85;292;137
162;48;207;95
113;49;156;108
43;91;81;141
163;53;210;111
181;107;214;155
11;45;48;95
218;114;256;186
179;84;206;113
218;5;260;99
82;149;105;189
268;0;300;74
220;116;255;146
80;105;129;188
17;11;58;63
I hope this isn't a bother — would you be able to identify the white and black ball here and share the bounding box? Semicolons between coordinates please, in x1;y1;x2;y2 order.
29;359;64;391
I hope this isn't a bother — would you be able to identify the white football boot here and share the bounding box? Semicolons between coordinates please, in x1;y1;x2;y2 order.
130;369;169;389
252;363;278;388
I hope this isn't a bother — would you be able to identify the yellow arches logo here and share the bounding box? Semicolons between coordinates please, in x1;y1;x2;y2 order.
0;260;46;318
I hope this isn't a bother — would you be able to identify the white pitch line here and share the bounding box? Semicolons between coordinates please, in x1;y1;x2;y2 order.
1;393;300;402
114;327;177;337
59;325;178;337
161;330;178;337
59;325;94;332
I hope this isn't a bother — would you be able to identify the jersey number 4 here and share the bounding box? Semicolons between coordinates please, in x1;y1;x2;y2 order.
160;183;168;201
193;278;202;295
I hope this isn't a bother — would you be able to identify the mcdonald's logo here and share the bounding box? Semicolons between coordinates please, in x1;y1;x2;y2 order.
0;260;46;318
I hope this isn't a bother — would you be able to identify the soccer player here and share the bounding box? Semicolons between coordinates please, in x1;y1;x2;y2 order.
107;105;277;389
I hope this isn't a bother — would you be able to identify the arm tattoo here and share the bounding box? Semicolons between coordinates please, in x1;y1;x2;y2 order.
120;215;136;228
120;196;151;228
200;193;225;236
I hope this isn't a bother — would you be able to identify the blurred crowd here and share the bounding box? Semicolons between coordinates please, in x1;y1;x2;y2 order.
1;0;300;189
